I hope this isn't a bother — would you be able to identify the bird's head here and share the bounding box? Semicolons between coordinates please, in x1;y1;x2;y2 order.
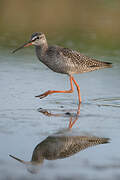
12;32;47;53
30;32;47;46
9;154;43;174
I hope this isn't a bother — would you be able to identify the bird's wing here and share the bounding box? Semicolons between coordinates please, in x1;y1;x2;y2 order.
52;136;109;159
59;47;111;68
58;136;109;158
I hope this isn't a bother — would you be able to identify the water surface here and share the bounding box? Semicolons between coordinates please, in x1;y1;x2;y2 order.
0;37;120;180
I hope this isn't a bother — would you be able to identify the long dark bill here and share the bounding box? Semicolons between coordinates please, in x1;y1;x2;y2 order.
9;154;30;164
12;41;33;53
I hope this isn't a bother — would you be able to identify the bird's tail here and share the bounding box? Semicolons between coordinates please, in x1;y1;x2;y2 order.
102;62;112;68
89;137;110;144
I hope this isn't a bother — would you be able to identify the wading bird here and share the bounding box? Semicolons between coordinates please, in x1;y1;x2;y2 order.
12;32;112;104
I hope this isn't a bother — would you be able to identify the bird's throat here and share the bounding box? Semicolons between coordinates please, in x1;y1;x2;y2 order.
35;43;48;61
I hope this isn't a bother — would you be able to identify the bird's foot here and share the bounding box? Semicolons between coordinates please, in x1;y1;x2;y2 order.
35;90;52;99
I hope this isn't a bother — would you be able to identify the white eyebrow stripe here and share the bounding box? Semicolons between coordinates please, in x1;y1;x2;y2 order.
32;36;37;41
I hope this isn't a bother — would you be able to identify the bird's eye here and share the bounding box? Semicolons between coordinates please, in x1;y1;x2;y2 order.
36;37;39;40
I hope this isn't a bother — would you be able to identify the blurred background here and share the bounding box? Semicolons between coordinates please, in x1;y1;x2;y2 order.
0;1;120;180
0;0;120;50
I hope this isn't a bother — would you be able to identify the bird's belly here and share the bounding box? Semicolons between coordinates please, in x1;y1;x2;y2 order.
40;57;100;75
41;58;72;75
47;64;71;74
40;56;97;75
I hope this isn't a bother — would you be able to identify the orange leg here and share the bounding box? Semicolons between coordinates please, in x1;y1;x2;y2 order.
69;103;81;129
71;76;81;104
35;76;74;99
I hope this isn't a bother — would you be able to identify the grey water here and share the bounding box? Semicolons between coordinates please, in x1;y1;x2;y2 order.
0;41;120;180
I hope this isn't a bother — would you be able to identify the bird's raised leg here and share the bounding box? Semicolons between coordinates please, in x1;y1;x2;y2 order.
35;75;74;99
71;76;81;104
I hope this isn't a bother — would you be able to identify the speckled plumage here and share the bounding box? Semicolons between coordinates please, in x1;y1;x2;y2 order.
33;135;109;160
36;44;112;75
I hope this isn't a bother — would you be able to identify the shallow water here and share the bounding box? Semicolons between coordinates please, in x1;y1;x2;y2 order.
0;44;120;180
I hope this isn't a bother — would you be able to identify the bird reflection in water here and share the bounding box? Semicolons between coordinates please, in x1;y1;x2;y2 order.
38;103;81;129
9;105;109;174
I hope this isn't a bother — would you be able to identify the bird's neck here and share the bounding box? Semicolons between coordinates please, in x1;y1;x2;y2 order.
35;42;48;59
31;156;44;165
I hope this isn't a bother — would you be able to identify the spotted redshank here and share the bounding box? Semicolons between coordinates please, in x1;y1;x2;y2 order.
12;32;112;104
